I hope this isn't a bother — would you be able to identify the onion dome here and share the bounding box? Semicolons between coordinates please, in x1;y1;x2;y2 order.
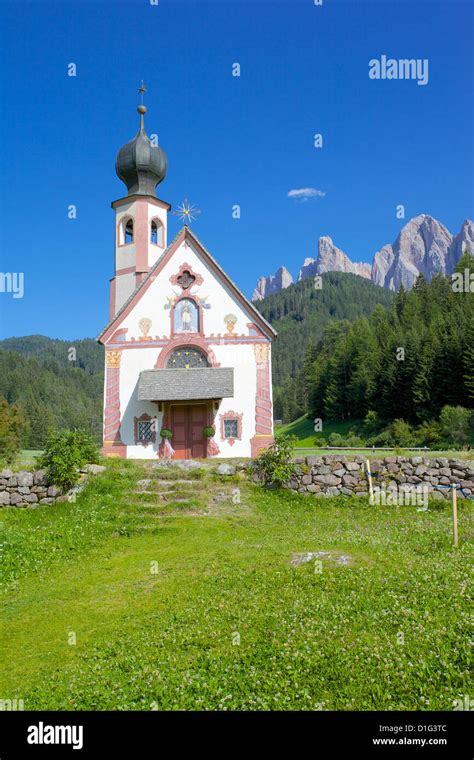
116;102;167;196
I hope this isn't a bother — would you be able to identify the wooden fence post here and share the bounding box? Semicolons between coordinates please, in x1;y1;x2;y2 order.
452;485;459;548
366;460;374;504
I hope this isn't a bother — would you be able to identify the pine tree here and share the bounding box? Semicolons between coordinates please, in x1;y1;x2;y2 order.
463;317;474;405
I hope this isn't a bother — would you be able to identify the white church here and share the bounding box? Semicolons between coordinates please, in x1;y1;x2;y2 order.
98;95;276;459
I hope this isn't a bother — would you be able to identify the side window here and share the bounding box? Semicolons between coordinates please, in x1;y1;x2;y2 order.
137;419;154;442
150;219;163;246
124;219;134;244
220;411;242;443
224;419;239;439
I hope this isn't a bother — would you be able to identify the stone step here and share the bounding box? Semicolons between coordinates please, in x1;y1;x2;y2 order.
130;491;193;500
148;460;210;471
127;490;191;501
127;490;176;496
131;481;206;491
151;514;210;519
122;501;193;511
153;478;197;485
120;511;209;520
126;497;192;506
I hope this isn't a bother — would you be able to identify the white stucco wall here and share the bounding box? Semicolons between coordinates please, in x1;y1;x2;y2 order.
116;242;136;269
104;233;273;459
116;238;259;340
115;272;136;312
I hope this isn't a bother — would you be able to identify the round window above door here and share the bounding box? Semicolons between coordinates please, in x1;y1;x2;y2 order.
167;347;210;369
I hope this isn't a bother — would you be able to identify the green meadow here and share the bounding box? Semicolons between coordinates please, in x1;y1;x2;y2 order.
1;460;472;711
277;415;474;460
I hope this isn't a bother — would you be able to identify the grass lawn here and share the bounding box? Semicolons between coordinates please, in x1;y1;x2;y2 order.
0;459;472;711
277;415;355;447
7;450;43;470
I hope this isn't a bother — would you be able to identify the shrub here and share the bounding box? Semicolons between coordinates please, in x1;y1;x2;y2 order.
0;396;28;464
313;436;328;448
328;432;365;448
38;429;100;491
203;426;215;438
69;429;100;464
414;420;442;448
253;435;297;487
159;428;173;439
439;405;472;444
345;435;365;447
367;430;393;447
362;410;384;437
388;419;416;447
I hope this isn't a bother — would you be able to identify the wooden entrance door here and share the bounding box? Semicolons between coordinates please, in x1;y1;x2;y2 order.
170;404;207;459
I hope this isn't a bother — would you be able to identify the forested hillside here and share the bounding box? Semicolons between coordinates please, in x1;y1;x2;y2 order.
0;338;103;448
256;272;394;420
0;336;103;374
303;253;474;426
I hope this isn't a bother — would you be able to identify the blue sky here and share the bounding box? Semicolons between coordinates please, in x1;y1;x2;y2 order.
0;0;472;340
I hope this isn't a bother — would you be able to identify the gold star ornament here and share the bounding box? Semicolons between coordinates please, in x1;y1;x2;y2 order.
173;199;201;225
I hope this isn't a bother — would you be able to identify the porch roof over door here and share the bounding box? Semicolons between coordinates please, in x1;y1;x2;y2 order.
137;367;234;401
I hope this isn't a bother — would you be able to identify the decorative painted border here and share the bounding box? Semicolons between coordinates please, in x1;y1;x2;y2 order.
154;336;220;368
110;328;128;342
219;410;243;446
102;349;126;457
106;336;267;348
109;277;116;320
112;195;171;211
253;344;273;436
170;261;203;290
250;342;274;456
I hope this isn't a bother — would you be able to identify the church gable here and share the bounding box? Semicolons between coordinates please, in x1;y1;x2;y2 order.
98;227;275;345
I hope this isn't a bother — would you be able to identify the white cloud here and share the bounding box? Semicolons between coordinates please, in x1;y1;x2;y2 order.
287;187;326;203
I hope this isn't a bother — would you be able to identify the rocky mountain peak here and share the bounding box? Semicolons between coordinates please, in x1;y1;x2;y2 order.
251;215;474;299
372;214;470;291
448;219;474;271
297;236;371;281
252;265;293;301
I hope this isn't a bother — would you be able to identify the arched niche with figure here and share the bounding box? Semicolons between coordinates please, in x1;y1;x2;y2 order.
172;298;200;334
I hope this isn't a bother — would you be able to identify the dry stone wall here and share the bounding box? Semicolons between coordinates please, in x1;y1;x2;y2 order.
0;470;60;506
0;465;106;507
286;455;474;498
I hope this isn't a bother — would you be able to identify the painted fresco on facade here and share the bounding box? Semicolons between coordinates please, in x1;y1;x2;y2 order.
174;298;199;333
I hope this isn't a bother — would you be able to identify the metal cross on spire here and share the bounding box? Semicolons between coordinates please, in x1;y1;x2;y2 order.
138;80;147;105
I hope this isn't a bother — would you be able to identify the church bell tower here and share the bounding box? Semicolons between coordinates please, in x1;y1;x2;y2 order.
110;84;171;318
